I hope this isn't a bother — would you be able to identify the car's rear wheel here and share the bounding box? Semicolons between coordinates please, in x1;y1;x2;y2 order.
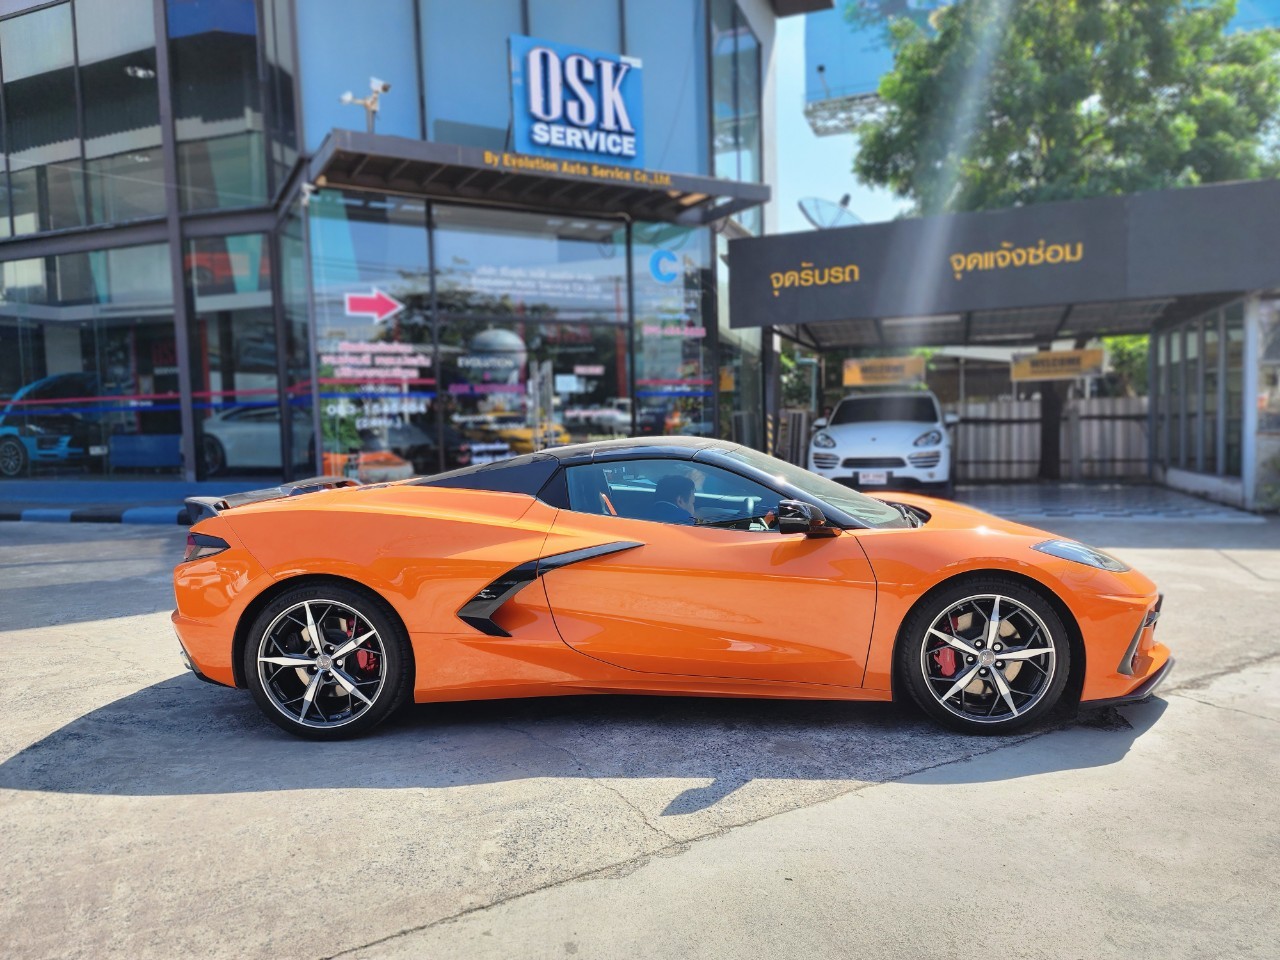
201;435;226;477
243;584;412;740
0;437;28;478
898;577;1069;734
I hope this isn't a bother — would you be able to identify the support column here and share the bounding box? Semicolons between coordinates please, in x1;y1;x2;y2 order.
153;0;198;483
1241;295;1261;510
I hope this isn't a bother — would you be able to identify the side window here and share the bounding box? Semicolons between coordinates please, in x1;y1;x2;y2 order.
565;459;781;530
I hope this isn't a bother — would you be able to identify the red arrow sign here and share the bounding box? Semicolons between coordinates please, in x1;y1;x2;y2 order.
344;288;405;323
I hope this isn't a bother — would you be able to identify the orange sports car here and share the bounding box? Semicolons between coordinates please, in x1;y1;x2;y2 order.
173;437;1171;740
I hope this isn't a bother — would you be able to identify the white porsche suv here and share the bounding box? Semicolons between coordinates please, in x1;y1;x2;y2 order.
809;391;955;496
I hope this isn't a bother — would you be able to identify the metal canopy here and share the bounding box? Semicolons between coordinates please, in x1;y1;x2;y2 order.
782;295;1240;351
309;130;770;225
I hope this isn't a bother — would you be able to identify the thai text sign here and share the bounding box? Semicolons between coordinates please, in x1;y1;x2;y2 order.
510;35;644;167
1011;349;1105;382
843;355;926;387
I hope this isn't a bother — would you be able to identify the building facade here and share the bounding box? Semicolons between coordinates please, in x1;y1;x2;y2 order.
0;0;815;484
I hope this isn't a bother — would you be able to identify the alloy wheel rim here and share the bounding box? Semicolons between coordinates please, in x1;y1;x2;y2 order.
920;593;1056;724
0;441;22;475
257;599;387;729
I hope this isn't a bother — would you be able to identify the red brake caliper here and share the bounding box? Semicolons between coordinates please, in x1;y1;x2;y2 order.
346;618;379;673
932;614;962;677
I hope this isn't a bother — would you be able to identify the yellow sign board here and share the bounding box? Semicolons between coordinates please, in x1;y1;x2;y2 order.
1011;348;1105;382
843;355;926;388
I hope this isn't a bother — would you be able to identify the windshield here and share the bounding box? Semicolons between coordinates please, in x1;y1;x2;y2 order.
715;446;908;529
832;395;938;424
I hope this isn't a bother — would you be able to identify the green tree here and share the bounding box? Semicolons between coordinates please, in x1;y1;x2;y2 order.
855;0;1280;216
1103;334;1150;395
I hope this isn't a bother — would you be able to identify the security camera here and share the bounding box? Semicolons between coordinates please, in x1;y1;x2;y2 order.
339;91;354;104
370;77;391;93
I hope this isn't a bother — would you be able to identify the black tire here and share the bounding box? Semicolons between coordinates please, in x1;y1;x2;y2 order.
201;435;226;477
897;576;1070;734
0;437;28;478
243;583;413;740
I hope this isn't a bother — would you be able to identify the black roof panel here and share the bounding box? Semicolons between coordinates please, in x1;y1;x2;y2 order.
413;437;741;495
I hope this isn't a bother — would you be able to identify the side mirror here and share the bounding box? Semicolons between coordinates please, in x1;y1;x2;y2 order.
943;412;960;427
811;418;828;431
777;499;837;537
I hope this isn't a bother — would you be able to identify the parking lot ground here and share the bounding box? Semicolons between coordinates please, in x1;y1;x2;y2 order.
0;516;1277;960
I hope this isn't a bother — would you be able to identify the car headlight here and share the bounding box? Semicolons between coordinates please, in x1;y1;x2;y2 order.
913;429;942;447
812;431;836;449
1032;539;1130;572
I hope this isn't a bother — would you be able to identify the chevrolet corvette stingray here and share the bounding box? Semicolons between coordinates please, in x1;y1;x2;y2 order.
172;437;1171;740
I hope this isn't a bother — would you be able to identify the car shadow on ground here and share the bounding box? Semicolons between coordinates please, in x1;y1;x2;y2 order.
0;675;1167;814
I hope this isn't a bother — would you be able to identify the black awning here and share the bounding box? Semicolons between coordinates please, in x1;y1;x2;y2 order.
309;130;770;226
731;178;1280;344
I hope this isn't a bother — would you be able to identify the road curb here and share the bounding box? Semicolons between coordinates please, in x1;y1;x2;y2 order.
0;506;189;525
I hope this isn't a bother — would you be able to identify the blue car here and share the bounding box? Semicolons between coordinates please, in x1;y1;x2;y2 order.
0;373;108;479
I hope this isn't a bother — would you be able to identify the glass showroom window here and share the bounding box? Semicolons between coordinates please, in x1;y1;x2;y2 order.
185;233;294;480
1;3;86;235
624;0;709;174
1204;314;1220;475
1156;304;1246;479
421;0;522;149
1224;304;1245;476
280;204;315;477
433;204;628;463
527;0;620;53
166;0;267;211
262;0;299;189
631;223;714;439
296;0;419;151
0;243;178;480
712;0;762;230
308;188;433;480
77;0;165;224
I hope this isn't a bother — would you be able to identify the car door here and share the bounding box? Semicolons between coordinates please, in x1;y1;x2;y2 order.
539;458;879;688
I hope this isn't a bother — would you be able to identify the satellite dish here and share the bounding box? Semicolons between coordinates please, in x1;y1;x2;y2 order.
798;194;862;230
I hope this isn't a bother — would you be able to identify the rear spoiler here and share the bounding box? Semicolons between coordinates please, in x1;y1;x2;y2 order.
184;476;361;524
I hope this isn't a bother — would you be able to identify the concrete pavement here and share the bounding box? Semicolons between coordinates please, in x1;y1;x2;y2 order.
0;516;1276;959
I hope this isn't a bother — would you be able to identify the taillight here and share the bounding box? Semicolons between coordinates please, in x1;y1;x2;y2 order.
184;532;229;562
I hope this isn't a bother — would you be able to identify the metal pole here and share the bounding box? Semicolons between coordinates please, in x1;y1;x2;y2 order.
153;0;198;483
626;220;638;437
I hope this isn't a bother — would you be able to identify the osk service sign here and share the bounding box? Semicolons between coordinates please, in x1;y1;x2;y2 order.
509;34;644;168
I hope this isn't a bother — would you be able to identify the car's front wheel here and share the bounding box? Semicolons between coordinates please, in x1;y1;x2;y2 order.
898;577;1070;734
243;584;413;740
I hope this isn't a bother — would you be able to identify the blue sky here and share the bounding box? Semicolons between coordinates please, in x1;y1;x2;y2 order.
774;16;909;234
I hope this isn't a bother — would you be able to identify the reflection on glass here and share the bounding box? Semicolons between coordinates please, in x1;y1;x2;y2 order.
712;0;762;191
187;234;289;478
167;0;266;210
422;0;522;148
262;0;299;185
528;0;620;52
1;4;86;234
281;205;316;475
297;0;419;150
0;245;178;479
1225;304;1244;476
309;190;435;480
78;0;165;223
1187;317;1202;470
632;223;714;439
624;0;708;174
1169;324;1183;467
1204;315;1219;474
435;205;627;461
